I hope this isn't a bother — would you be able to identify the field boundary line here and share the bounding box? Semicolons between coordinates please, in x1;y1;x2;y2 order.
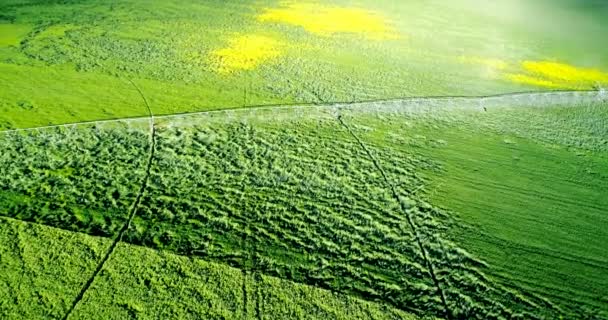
61;79;157;320
1;89;604;134
336;114;452;320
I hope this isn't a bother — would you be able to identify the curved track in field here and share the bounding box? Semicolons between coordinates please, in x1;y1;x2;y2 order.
1;89;605;135
61;79;157;320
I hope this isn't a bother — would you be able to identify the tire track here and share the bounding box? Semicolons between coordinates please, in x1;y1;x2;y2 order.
336;114;452;320
254;272;262;320
1;89;603;135
241;269;249;320
61;79;156;320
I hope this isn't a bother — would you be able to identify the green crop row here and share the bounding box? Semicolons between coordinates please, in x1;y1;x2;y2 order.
340;100;608;318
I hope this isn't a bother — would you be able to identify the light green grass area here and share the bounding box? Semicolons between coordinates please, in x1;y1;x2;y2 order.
0;24;31;47
0;217;416;320
0;63;286;129
72;242;416;320
0;217;110;319
1;0;608;129
342;99;608;317
0;64;146;128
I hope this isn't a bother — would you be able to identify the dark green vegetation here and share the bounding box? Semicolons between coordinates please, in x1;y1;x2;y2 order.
0;122;150;237
1;92;606;319
1;0;608;128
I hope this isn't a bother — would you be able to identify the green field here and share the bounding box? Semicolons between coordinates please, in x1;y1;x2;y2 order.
1;0;608;129
1;0;608;319
1;93;607;319
341;94;608;317
0;217;413;320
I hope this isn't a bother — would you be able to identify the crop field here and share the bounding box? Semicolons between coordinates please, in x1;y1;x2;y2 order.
1;92;607;319
340;94;608;318
1;0;608;129
1;0;608;319
1;217;413;320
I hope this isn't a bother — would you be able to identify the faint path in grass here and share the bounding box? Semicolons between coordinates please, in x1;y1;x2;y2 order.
336;114;452;320
1;89;605;134
61;79;157;320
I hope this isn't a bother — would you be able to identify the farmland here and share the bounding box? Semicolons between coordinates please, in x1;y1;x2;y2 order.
1;0;608;129
1;0;608;319
1;91;607;319
0;217;414;320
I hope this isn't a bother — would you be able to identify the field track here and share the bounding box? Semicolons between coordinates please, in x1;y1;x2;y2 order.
1;89;605;134
338;114;452;318
60;79;157;320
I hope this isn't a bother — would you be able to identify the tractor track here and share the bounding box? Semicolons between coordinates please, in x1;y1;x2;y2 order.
61;79;156;320
336;113;453;320
1;89;604;135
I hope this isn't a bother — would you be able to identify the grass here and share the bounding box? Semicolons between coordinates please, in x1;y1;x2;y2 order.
0;63;146;129
1;0;608;128
0;217;111;319
1;1;607;318
0;122;150;237
3;96;605;318
0;217;415;320
341;98;608;318
0;62;287;129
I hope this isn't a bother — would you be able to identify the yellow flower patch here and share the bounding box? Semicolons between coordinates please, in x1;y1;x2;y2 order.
458;56;608;89
210;34;282;74
258;3;398;40
522;61;608;85
507;61;608;89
